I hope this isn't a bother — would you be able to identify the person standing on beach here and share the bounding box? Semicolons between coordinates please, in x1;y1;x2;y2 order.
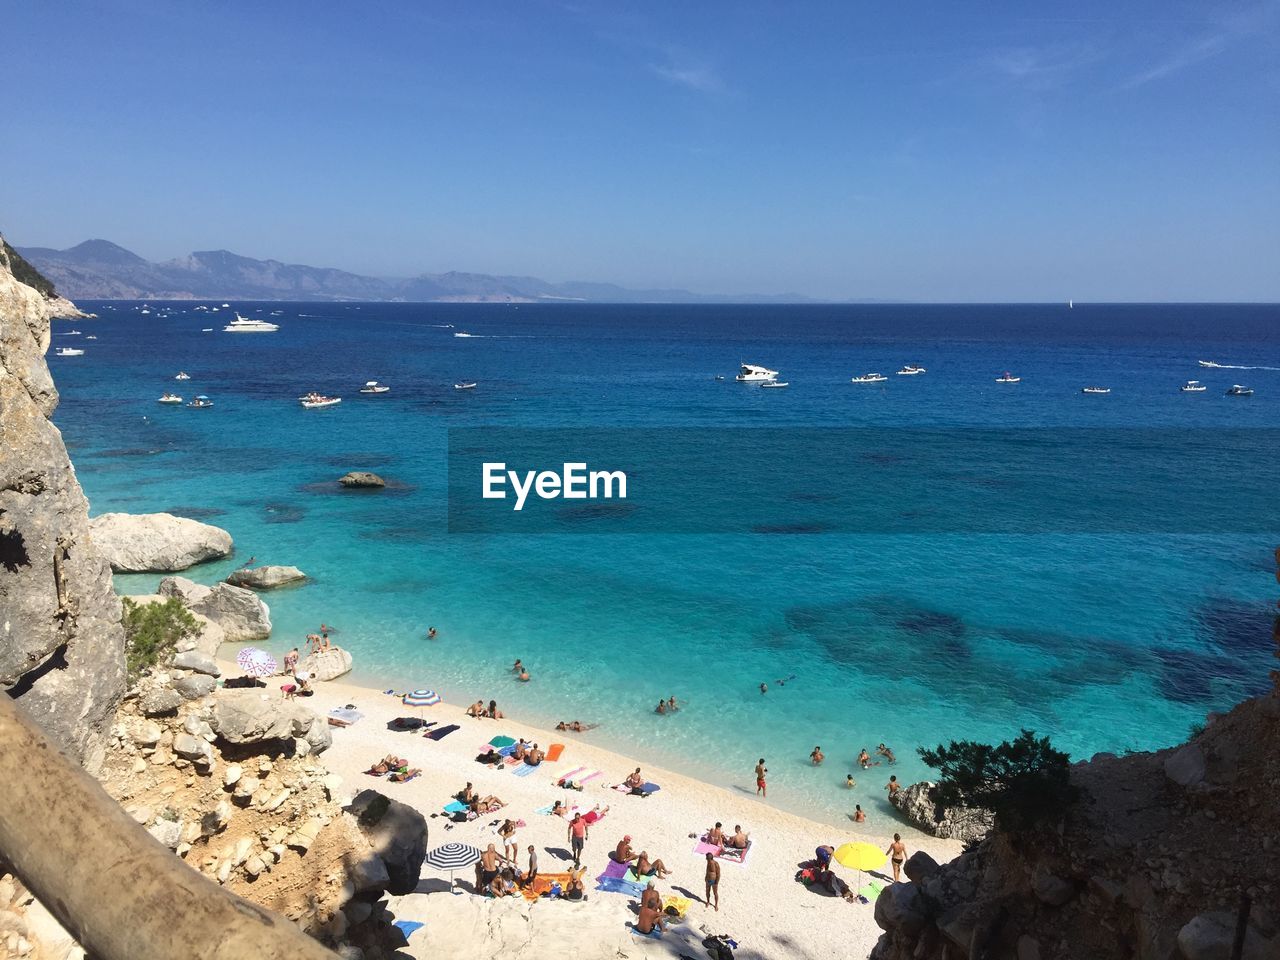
568;813;588;868
886;833;907;882
283;647;299;675
755;759;767;798
704;853;721;911
522;845;538;887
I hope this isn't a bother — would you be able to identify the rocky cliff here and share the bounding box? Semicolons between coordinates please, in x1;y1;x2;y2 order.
0;235;125;769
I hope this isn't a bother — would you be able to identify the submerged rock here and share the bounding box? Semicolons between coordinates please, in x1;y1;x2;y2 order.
338;471;385;489
226;565;307;590
88;512;233;572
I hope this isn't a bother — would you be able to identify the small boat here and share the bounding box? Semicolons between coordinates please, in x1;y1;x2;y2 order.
1198;360;1225;368
714;375;725;381
736;363;779;382
299;393;342;409
187;395;213;408
759;381;789;389
85;335;98;340
1226;385;1254;396
454;332;474;338
851;373;888;383
55;347;84;356
454;382;477;390
1180;380;1207;392
221;303;230;308
896;365;926;376
201;328;213;332
360;381;391;394
174;371;191;380
995;372;1021;383
59;330;82;336
158;393;183;404
1081;386;1111;394
223;312;279;333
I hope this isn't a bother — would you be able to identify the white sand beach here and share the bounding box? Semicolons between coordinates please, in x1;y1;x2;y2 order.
249;666;963;959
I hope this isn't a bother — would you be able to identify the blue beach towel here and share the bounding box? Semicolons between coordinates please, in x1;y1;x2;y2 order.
596;876;646;897
512;762;540;777
393;920;424;940
443;800;467;814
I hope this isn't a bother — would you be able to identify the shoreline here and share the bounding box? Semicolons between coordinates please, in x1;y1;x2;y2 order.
219;657;963;958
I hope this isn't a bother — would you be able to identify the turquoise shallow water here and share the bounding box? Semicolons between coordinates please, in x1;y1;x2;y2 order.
52;301;1278;827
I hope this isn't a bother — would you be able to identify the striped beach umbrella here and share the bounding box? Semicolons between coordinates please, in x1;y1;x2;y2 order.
425;841;481;894
402;689;441;708
236;647;278;677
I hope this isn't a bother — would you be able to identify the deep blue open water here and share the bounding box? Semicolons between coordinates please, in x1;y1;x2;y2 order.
49;301;1279;827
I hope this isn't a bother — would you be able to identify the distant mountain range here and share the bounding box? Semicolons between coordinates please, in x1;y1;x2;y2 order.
19;239;823;303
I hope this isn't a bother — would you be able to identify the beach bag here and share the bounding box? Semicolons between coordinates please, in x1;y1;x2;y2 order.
703;935;735;960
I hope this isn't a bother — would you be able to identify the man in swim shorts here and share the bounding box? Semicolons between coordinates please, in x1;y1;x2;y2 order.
705;852;721;911
755;759;767;797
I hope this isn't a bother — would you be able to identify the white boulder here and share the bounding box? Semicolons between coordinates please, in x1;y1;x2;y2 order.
89;512;232;572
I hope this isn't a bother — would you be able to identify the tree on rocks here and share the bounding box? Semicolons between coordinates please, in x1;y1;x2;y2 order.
918;729;1078;834
122;597;199;679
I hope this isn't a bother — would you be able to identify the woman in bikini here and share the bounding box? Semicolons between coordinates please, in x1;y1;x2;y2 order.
886;833;907;882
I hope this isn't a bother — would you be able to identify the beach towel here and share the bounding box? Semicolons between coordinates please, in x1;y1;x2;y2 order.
545;743;565;762
443;800;468;814
392;920;424;940
595;876;646;897
577;771;602;785
426;724;459;741
388;716;426;731
489;735;516;748
512;761;541;778
693;841;721;857
662;895;691;918
717;841;753;865
327;708;363;727
520;872;573;901
600;859;630;880
858;880;884;901
628;923;663;938
614;781;660;795
555;766;586;784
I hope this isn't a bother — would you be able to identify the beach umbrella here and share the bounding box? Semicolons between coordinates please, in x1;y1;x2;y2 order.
402;689;441;708
833;841;886;895
236;647;278;677
424;841;481;894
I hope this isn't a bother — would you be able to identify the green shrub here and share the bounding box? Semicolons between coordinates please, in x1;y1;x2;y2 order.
121;596;199;679
918;729;1078;834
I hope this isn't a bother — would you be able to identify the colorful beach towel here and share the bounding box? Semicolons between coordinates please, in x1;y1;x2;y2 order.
717;841;753;865
693;841;721;857
614;781;661;795
600;859;630;880
555;766;586;785
662;895;691;918
426;724;460;741
512;761;541;778
545;743;565;762
520;872;573;901
489;735;516;748
858;880;884;901
596;876;646;897
578;771;602;785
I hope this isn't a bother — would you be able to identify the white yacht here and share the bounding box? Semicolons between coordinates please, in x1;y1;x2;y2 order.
55;347;84;357
896;365;926;376
158;393;183;404
1180;380;1207;392
1198;360;1224;368
851;373;888;383
187;395;213;408
1081;386;1111;394
85;335;97;340
759;380;789;389
175;371;191;380
299;392;342;409
736;363;779;382
223;312;280;333
360;381;390;394
1226;384;1254;396
454;381;477;390
995;372;1021;383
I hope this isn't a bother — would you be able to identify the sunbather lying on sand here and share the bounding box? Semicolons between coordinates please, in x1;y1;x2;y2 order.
388;767;420;783
366;755;408;775
582;804;609;824
470;795;505;815
551;800;570;817
635;851;670;879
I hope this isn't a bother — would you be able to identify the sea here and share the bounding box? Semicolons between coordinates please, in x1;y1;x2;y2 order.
49;301;1279;829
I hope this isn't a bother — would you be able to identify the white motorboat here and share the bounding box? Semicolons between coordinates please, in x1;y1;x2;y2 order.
1198;360;1224;368
299;393;342;409
454;382;477;390
59;330;82;336
175;371;191;380
454;332;474;338
223;312;279;333
360;381;390;394
1081;386;1111;394
851;373;888;383
221;303;230;308
187;395;213;408
736;363;779;382
995;371;1021;383
1226;384;1254;396
1180;380;1207;392
85;335;97;340
158;393;183;404
896;365;926;376
55;347;84;357
759;380;789;389
201;327;213;332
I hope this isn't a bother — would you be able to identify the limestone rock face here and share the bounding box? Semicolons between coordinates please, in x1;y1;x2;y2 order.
890;780;994;844
88;512;232;572
225;565;306;590
172;650;219;676
338;471;384;488
159;578;270;642
210;691;330;753
298;647;353;682
347;790;427;895
0;237;125;769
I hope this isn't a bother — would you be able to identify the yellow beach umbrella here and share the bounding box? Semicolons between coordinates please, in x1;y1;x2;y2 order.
833;842;886;897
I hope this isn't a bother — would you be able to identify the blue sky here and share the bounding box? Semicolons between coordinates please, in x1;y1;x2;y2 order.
2;1;1277;300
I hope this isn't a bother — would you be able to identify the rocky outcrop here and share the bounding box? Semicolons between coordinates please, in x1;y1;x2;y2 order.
0;234;125;769
298;648;353;682
890;780;994;845
226;565;306;590
210;690;331;755
88;512;232;572
125;592;226;656
158;576;271;642
347;790;427;896
338;471;384;488
871;695;1280;960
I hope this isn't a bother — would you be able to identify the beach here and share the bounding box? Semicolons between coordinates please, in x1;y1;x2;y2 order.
244;662;963;959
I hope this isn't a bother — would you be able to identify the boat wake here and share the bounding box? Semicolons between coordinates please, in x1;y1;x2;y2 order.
1199;361;1280;371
